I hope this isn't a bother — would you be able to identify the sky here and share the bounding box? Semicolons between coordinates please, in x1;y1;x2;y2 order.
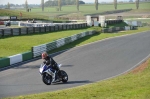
0;0;128;5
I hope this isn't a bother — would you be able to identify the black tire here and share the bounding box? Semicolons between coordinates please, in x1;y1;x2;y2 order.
42;73;52;85
60;70;68;83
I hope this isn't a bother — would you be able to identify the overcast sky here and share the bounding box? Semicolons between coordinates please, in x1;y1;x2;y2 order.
0;0;129;5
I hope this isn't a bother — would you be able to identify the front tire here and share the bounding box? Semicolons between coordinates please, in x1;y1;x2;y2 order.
42;73;52;85
60;70;68;83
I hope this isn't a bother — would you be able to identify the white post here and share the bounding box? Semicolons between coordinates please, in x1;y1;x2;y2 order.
86;16;92;26
99;16;106;27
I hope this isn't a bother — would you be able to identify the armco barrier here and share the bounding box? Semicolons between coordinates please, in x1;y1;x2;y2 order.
0;58;10;68
0;51;32;68
102;26;127;33
125;26;130;30
32;30;96;58
9;54;23;65
46;41;57;51
22;51;33;61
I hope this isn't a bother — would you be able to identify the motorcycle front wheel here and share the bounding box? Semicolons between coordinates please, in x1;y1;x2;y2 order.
60;70;68;83
42;73;52;85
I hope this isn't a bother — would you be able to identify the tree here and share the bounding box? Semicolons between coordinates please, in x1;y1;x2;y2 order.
79;1;85;4
114;0;117;9
95;0;98;10
41;0;44;11
44;0;85;7
7;2;10;9
25;0;28;12
135;0;139;9
76;0;79;11
58;0;61;11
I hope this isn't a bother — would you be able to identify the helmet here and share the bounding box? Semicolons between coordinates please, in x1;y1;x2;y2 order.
42;52;48;59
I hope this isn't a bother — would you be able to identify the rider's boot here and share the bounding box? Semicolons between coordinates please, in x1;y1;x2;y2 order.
57;64;62;69
52;71;56;82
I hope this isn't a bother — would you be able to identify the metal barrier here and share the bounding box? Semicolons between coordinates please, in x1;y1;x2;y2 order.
32;30;96;58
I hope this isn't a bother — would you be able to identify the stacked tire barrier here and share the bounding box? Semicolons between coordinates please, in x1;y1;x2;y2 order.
105;20;123;25
0;30;96;68
101;26;136;33
0;23;87;37
101;27;124;33
32;30;96;58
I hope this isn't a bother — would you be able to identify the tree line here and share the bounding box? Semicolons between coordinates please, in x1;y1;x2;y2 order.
44;0;85;7
7;0;140;12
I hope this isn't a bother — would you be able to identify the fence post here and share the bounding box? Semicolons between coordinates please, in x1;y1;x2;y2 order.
86;23;87;27
66;25;67;30
65;25;67;30
49;26;51;32
11;29;13;36
39;27;41;33
44;26;46;32
33;27;35;33
57;25;59;31
19;28;21;35
74;24;76;29
69;25;71;30
54;26;55;31
26;28;28;34
72;24;74;29
62;25;64;30
2;29;4;37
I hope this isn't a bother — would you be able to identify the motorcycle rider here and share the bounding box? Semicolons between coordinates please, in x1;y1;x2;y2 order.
41;52;59;82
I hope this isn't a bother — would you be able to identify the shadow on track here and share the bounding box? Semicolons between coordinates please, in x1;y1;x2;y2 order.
53;80;93;85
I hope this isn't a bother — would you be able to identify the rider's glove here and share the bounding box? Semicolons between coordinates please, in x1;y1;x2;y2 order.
43;61;46;64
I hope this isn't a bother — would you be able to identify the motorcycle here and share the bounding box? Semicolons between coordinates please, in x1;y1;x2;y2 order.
39;64;68;85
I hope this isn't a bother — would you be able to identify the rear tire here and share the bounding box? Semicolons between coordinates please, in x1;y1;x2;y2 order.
42;73;52;85
60;70;68;83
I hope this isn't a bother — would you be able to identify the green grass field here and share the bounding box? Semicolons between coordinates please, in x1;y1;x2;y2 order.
20;2;150;16
2;27;150;99
0;2;150;20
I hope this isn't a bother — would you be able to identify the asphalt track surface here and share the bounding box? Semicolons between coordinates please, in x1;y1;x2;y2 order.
0;31;150;98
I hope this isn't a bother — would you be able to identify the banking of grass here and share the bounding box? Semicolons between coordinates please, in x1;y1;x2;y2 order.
3;28;150;98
